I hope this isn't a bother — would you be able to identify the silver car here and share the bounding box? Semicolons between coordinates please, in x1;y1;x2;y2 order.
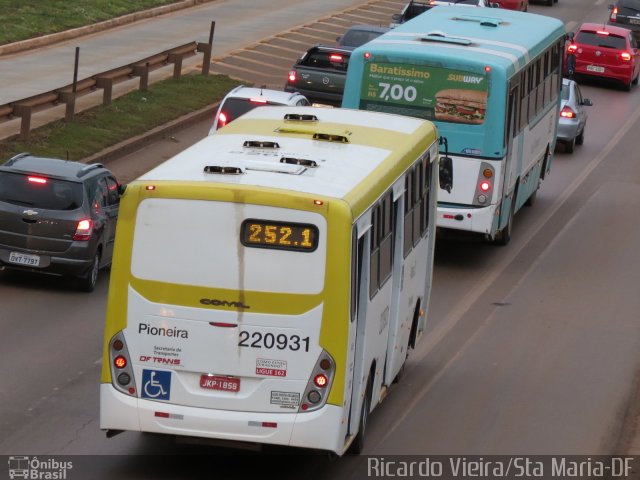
557;78;593;153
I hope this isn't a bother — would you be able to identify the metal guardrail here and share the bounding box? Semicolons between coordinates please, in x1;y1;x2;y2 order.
0;22;215;140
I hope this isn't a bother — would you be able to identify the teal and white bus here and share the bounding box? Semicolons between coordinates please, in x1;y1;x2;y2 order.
342;7;566;244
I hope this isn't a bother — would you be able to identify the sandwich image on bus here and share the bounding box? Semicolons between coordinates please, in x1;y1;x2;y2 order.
342;6;566;244
100;106;445;455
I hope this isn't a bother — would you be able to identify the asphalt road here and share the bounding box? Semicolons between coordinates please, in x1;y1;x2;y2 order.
1;0;640;478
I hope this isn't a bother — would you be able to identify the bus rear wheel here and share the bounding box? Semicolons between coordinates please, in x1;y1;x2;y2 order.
349;375;372;454
495;200;514;246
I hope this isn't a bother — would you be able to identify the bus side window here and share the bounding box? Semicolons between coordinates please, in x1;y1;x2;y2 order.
351;227;363;322
519;70;528;133
420;155;431;234
379;192;393;286
412;164;422;246
369;204;380;298
403;170;414;257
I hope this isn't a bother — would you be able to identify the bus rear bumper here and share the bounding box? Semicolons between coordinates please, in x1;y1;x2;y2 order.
100;384;344;453
436;204;498;235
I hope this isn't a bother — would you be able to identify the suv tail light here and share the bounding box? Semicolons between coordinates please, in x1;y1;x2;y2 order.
621;52;632;61
567;44;578;54
610;6;618;21
288;70;297;83
560;106;576;118
249;98;268;104
27;176;48;184
216;111;228;130
73;219;93;241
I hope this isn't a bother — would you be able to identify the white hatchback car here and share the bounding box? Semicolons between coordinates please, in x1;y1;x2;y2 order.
210;86;310;134
391;0;497;27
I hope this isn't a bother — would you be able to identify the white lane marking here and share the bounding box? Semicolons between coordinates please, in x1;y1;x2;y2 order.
374;99;640;450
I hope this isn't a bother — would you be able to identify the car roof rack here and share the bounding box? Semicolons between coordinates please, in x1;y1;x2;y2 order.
77;163;104;177
4;152;32;166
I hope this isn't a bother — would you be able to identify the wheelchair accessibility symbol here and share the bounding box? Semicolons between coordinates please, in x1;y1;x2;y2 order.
142;369;171;400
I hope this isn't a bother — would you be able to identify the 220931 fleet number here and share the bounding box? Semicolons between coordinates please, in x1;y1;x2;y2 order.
238;331;310;352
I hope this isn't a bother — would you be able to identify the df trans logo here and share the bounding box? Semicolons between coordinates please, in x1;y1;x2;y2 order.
7;456;73;479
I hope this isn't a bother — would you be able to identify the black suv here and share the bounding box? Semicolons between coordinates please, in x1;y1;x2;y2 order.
0;153;121;292
609;0;640;41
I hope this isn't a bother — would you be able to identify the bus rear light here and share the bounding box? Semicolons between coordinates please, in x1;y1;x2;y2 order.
299;350;335;413
307;390;322;404
314;374;328;387
109;332;137;397
288;70;297;83
480;181;491;192
145;185;156;191
364;52;371;60
262;422;277;428
73;219;93;241
477;194;488;204
484;66;491;73
482;169;493;178
621;52;632;61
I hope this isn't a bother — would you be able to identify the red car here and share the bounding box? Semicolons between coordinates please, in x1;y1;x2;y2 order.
567;23;640;90
492;0;528;10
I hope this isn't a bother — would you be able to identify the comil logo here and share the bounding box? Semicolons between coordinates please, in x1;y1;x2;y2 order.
8;456;73;479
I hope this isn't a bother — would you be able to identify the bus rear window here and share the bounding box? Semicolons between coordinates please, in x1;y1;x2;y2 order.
359;62;488;125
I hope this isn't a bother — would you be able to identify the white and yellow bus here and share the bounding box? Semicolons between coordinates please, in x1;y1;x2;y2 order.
100;106;443;455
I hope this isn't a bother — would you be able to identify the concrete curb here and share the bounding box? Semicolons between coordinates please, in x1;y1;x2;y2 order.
82;101;219;165
0;0;218;57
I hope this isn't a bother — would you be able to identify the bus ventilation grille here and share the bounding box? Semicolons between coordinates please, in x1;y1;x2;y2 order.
243;140;280;149
280;157;318;168
203;166;243;175
312;133;349;143
284;113;319;122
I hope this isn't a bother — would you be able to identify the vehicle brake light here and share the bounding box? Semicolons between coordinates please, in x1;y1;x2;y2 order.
596;30;610;36
330;54;343;62
288;70;297;83
611;7;618;21
364;52;371;59
480;181;491;192
114;356;127;369
73;219;93;241
567;44;578;54
217;111;228;129
314;373;328;387
560;106;576;118
27;176;47;184
621;52;632;61
249;98;268;104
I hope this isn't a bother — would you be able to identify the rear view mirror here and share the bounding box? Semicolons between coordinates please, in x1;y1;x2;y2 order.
118;184;127;196
439;156;453;193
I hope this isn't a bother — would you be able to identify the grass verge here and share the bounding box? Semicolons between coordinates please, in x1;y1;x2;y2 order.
0;1;181;45
0;73;243;161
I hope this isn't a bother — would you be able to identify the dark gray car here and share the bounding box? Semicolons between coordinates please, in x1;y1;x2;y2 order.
0;153;121;291
609;0;640;42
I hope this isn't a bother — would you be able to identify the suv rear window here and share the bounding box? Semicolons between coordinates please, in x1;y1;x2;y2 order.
0;172;84;210
576;31;627;49
219;98;276;125
301;51;350;72
618;0;640;11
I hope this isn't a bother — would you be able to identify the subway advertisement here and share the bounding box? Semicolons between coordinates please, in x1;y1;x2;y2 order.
360;61;488;125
